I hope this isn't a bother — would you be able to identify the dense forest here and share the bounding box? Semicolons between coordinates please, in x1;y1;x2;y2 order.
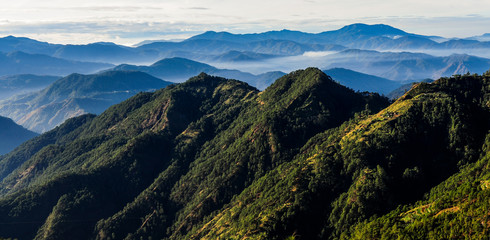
0;68;488;239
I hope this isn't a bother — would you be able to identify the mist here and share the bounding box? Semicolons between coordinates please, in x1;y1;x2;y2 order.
380;48;490;59
198;48;490;82
205;51;339;75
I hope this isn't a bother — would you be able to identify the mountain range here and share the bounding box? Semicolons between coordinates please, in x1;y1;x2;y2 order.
0;71;171;133
111;57;286;90
2;23;490;65
0;68;488;239
324;49;490;81
0;23;488;96
323;68;401;94
0;51;112;76
183;23;490;51
0;116;38;155
0;74;60;100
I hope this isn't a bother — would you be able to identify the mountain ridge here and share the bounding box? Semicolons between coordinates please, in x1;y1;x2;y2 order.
111;57;286;89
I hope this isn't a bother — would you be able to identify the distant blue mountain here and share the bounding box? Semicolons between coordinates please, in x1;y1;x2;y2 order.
0;36;60;55
0;74;60;100
53;43;160;64
138;38;346;57
323;68;401;95
187;24;409;43
210;51;278;62
181;23;490;51
0;36;160;64
328;23;408;36
185;23;423;48
325;49;490;81
112;57;286;90
186;29;317;43
0;116;38;155
3;23;490;68
436;39;490;49
386;79;434;99
0;51;113;76
466;33;490;42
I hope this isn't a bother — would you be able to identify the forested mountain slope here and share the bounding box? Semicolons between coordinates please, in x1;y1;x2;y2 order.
189;72;490;239
0;68;388;239
348;133;490;239
0;69;488;240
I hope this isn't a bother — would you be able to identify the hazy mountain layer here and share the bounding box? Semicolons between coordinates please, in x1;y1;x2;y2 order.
326;49;490;81
0;116;38;155
324;68;401;95
0;71;171;132
0;74;60;100
4;23;490;67
0;51;113;77
112;57;286;90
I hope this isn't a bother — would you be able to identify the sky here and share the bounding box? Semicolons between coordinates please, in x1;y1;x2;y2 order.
0;0;489;45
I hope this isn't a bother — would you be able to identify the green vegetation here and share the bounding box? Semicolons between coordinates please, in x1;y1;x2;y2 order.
0;69;488;239
187;72;490;239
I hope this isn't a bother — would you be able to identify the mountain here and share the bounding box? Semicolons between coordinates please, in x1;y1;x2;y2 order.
0;68;389;239
349;134;490;239
0;71;172;133
0;36;160;65
0;116;38;155
0;69;488;239
437;39;490;49
138;38;346;58
186;29;326;44
326;49;490;81
186;24;411;45
0;36;60;55
52;43;160;64
332;23;408;36
210;50;278;62
184;24;441;50
386;78;434;99
323;68;401;94
466;33;490;42
112;57;286;89
3;24;490;70
252;71;287;90
190;72;490;239
183;24;490;51
0;74;60;100
0;51;113;76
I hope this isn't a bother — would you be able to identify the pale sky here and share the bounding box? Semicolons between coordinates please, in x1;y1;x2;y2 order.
0;0;489;45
